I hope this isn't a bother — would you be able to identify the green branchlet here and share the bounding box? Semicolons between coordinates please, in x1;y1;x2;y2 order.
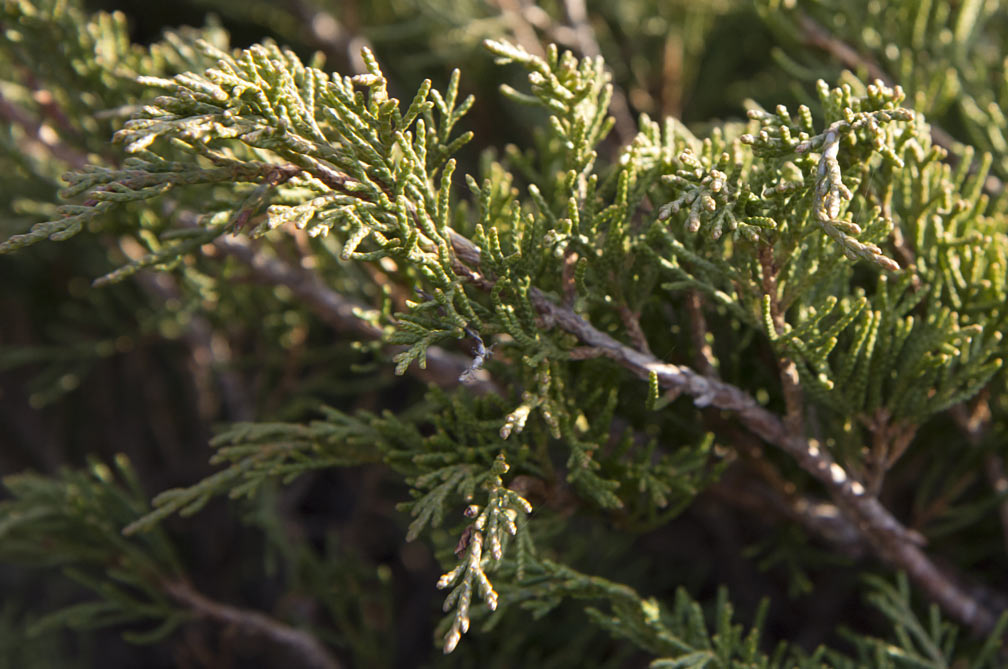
2;2;1008;664
436;453;532;653
0;455;186;643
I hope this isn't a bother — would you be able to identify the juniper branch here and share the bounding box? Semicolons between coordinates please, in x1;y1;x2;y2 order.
2;77;494;398
4;13;1007;662
684;291;717;377
204;227;499;394
447;229;1002;636
796;11;1004;197
0;85;258;422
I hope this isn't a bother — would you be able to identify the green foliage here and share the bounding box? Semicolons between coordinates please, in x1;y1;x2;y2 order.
524;562;777;667
0;456;187;643
2;0;1008;666
434;453;533;653
122;410;384;535
830;574;1008;669
758;0;1008;181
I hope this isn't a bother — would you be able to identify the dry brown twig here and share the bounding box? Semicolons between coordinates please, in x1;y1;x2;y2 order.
758;244;805;436
165;580;342;669
684;290;717;378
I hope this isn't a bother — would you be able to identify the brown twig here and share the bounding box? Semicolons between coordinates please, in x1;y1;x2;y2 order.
660;33;685;120
685;291;717;377
617;304;652;356
164;580;341;669
206;231;499;395
862;409;918;496
796;14;888;86
758;245;805;436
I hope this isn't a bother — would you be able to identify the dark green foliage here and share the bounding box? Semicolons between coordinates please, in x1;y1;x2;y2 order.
0;456;187;643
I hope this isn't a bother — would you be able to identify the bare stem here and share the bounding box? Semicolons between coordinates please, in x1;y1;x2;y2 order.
206;231;499;395
685;291;717;377
617;304;652;356
758;245;805;436
164;580;341;669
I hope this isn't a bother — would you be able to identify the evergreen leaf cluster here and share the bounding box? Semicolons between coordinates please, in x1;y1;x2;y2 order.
2;0;1008;666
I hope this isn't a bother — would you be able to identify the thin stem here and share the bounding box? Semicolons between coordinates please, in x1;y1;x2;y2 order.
758;244;805;436
205;229;499;395
617;304;652;356
862;409;918;496
164;580;341;669
685;290;717;377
